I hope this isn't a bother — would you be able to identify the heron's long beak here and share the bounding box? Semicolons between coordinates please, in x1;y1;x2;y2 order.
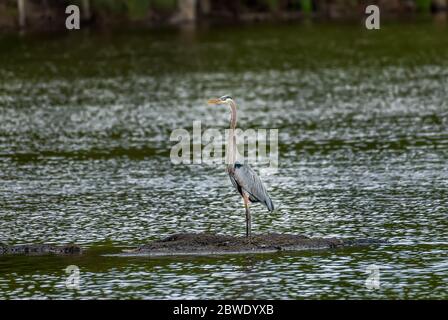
207;98;222;105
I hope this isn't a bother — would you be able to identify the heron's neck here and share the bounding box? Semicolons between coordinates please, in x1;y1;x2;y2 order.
227;101;237;167
229;101;237;130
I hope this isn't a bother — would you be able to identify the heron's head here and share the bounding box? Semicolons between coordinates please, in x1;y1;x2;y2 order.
207;95;234;106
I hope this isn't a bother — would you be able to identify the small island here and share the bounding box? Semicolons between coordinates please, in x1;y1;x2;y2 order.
121;233;384;257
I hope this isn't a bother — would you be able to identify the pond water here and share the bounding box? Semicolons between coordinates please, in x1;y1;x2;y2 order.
0;21;447;299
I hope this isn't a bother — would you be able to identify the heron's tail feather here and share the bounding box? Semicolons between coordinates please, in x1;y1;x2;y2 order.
265;197;274;212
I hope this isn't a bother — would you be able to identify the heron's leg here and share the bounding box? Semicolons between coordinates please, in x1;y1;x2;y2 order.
243;193;251;240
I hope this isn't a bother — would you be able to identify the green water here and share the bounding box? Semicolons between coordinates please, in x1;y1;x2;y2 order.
0;21;447;299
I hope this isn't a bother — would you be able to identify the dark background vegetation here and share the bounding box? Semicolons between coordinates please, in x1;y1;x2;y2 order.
0;0;447;32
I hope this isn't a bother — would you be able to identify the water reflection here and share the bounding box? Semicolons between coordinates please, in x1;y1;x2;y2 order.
0;245;446;299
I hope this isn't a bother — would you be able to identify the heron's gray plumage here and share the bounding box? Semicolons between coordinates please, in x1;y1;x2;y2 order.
228;161;274;212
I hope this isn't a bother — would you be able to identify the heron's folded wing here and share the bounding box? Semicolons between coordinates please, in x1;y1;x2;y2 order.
232;163;274;211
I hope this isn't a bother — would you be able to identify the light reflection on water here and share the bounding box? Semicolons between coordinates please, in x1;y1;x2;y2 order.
0;23;447;299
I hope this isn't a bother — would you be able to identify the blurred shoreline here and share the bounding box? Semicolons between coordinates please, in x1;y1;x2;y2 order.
0;0;447;33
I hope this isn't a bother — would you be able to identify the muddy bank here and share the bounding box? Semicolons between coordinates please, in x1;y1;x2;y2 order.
0;243;82;256
124;233;384;256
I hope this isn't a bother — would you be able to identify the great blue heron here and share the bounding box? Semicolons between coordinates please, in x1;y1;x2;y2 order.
208;95;274;239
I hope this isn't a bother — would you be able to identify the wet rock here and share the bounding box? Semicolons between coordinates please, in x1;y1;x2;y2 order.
0;243;82;256
126;233;385;256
